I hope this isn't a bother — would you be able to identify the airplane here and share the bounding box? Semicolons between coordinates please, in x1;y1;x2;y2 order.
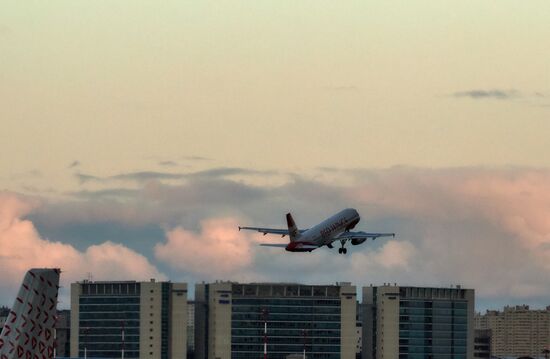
0;268;60;359
239;208;395;254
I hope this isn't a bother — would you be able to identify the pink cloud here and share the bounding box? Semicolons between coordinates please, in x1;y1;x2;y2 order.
0;191;165;304
154;218;255;279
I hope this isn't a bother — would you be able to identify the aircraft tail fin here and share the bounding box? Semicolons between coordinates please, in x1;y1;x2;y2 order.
0;268;60;359
286;213;301;242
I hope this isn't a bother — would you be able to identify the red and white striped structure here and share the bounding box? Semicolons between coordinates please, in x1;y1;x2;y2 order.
0;269;60;359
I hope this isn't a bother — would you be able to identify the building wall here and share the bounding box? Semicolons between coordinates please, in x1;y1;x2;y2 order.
171;283;188;359
71;280;187;359
340;284;358;359
363;285;475;359
475;305;550;357
197;282;356;359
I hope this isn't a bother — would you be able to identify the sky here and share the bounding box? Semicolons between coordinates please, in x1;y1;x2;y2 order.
1;1;549;312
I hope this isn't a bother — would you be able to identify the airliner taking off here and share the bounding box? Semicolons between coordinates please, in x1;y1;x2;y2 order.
239;208;395;254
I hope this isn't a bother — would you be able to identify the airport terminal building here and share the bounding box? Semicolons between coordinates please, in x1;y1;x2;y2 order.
195;281;357;359
70;280;187;359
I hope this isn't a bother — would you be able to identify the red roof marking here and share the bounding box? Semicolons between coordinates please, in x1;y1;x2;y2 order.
2;354;8;359
17;345;24;358
3;326;11;336
47;346;54;358
15;329;21;340
0;338;4;349
42;312;49;324
24;333;30;345
31;337;37;349
39;276;44;283
26;350;32;359
38;342;45;354
29;272;36;278
27;303;33;315
22;315;28;328
30;320;36;332
46;280;52;287
22;284;29;291
44;330;51;341
40;294;46;306
16;297;23;304
8;340;15;353
48;299;55;311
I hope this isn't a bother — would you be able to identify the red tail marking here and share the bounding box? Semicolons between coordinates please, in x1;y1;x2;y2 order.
10;311;17;323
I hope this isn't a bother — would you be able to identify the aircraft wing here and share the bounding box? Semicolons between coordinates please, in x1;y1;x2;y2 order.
239;226;308;236
336;231;395;241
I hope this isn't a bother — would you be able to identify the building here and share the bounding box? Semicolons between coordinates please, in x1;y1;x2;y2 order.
362;285;475;359
195;281;357;359
0;306;9;331
187;301;195;358
56;309;71;357
70;279;187;359
473;329;491;358
475;305;550;358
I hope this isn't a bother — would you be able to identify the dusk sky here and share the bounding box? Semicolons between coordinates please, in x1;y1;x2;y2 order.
1;1;549;311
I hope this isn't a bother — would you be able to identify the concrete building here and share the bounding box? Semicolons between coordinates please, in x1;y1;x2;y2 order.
195;281;357;359
187;301;195;358
362;285;475;359
70;279;187;359
473;329;491;358
475;305;550;358
56;309;71;357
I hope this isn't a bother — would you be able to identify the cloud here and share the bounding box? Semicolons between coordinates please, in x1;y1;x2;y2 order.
451;89;520;100
158;160;177;167
73;167;275;185
68;160;80;169
155;218;255;279
0;191;165;306
21;167;550;309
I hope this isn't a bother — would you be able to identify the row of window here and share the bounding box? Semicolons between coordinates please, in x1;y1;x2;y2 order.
232;328;340;337
232;313;341;322
79;304;140;312
80;297;140;304
232;321;341;330
232;305;340;314
400;316;468;324
400;338;467;346
233;298;341;306
400;301;468;309
231;344;341;353
400;330;467;339
400;308;468;316
399;323;468;331
232;336;341;345
400;345;467;354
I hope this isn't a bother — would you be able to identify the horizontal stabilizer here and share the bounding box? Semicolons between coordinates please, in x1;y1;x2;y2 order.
259;243;287;248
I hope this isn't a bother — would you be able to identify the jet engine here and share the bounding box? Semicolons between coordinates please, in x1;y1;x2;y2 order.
351;238;366;245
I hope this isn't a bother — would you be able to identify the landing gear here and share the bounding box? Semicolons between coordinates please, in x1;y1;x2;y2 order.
338;240;347;254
